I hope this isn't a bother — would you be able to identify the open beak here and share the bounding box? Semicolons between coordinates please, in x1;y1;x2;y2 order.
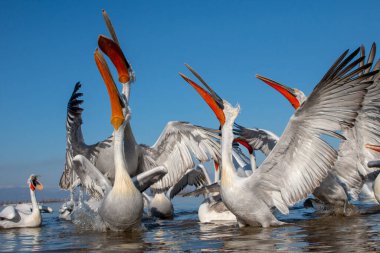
256;74;300;109
99;10;134;84
179;64;225;126
94;49;125;130
366;144;380;153
233;138;253;154
30;177;43;191
98;35;133;84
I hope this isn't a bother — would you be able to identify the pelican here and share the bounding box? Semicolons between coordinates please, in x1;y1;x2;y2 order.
255;44;380;213
14;203;53;214
364;144;380;203
181;47;376;227
182;163;237;223
143;164;207;219
71;50;168;231
180;67;286;223
0;175;43;229
59;10;221;199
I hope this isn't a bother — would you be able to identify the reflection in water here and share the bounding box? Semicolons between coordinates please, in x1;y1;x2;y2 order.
1;227;42;252
0;202;379;252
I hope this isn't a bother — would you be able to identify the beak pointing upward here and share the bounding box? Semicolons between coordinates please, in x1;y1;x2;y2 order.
180;65;225;126
98;35;133;84
94;49;124;130
256;74;301;109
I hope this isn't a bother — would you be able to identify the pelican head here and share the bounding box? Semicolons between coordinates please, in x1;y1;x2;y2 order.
28;175;43;191
256;74;306;109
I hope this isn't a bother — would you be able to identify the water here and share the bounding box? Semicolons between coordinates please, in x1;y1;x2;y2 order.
1;198;380;252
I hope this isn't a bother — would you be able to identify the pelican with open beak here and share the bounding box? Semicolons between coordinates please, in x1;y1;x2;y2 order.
256;44;380;213
0;175;43;228
60;11;222;210
70;49;167;231
365;144;380;203
181;47;375;227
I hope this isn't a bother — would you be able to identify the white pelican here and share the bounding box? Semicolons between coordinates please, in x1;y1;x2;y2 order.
254;74;354;214
180;67;285;223
182;164;237;223
364;144;380;203
14;203;53;214
255;43;380;213
71;50;168;231
0;175;43;229
59;10;221;198
143;164;207;219
182;47;376;227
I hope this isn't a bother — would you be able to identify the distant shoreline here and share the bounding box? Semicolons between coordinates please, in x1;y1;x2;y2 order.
0;198;65;206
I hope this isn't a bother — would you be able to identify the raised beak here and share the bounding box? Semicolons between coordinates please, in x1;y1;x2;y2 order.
180;65;225;126
233;138;253;154
98;35;133;84
94;49;124;130
35;179;43;191
365;144;380;153
30;176;43;191
256;74;300;109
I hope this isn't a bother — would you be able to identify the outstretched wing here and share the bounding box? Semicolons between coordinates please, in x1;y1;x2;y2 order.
59;82;112;189
168;165;208;199
138;121;221;192
72;155;112;199
234;124;279;156
334;44;380;199
247;47;377;214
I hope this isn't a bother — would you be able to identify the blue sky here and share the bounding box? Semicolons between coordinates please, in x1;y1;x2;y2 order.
1;0;380;188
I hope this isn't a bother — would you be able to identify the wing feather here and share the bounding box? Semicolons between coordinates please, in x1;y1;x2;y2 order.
234;124;279;156
248;47;377;210
334;45;380;198
72;155;112;199
138;121;221;192
0;206;17;220
60;83;113;189
168;166;208;199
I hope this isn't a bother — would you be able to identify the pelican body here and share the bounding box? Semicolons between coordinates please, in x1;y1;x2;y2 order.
98;119;143;230
0;175;43;229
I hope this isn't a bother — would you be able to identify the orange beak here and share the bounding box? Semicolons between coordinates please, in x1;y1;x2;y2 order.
98;35;132;84
180;66;225;126
365;144;380;153
30;177;43;191
234;138;253;154
35;183;43;191
94;49;124;130
256;74;300;109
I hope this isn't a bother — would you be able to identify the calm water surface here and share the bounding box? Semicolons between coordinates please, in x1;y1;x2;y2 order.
1;198;380;252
